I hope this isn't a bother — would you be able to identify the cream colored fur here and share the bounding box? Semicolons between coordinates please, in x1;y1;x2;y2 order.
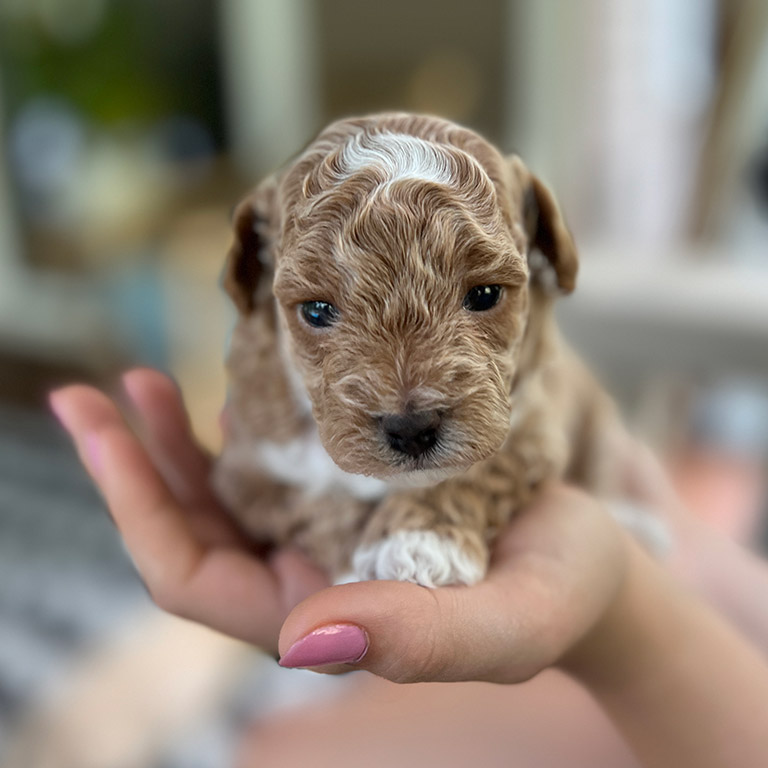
214;113;630;586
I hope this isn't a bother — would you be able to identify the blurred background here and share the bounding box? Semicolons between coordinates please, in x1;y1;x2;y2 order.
0;0;767;766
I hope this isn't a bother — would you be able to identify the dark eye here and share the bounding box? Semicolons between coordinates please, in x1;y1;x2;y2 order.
463;285;502;312
300;300;339;328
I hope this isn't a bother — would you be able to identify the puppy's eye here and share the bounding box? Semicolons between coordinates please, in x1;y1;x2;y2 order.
300;300;339;328
463;285;502;312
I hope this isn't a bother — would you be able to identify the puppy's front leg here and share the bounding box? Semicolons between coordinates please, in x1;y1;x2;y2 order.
352;481;511;587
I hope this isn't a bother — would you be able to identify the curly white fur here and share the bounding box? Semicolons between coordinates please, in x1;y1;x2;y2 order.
352;530;486;587
338;132;455;189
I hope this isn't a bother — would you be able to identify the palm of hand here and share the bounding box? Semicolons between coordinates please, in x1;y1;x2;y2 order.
50;369;329;654
53;369;638;682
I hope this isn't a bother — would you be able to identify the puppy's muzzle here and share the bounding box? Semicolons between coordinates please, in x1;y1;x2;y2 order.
380;410;441;458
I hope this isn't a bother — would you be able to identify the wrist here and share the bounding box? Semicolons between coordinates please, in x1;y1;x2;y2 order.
558;536;683;693
557;523;768;768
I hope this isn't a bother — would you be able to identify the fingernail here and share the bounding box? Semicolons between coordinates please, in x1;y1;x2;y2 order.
279;624;369;668
84;433;103;477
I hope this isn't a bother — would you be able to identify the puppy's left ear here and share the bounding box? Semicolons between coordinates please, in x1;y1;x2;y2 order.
505;156;578;294
222;175;278;314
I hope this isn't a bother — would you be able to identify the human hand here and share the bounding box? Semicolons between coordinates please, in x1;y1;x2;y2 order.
277;484;630;682
278;483;768;768
50;369;329;655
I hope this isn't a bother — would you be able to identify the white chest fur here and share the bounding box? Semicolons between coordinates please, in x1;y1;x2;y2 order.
256;430;388;500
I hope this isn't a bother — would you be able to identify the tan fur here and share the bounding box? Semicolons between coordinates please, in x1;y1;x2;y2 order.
214;113;622;584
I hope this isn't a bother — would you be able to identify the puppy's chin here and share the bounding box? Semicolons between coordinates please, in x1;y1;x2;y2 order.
338;458;471;488
385;466;466;488
325;441;496;485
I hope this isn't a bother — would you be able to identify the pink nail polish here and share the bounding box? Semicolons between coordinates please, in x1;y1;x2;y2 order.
85;434;103;476
279;624;368;668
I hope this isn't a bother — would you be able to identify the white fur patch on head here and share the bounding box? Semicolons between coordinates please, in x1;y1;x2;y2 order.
338;132;455;189
352;530;486;587
257;430;388;500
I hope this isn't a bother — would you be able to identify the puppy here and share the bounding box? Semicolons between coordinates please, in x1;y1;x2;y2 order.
213;112;637;587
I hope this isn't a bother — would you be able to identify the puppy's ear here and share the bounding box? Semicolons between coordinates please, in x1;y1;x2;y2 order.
222;175;278;314
506;156;578;294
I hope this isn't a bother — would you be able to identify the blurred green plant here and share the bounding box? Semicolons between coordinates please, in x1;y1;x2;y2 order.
0;0;221;133
1;2;166;124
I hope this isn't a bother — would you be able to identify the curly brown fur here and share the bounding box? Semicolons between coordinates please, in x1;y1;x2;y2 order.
213;113;624;586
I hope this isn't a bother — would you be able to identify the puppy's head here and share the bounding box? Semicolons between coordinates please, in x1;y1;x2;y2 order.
224;114;577;482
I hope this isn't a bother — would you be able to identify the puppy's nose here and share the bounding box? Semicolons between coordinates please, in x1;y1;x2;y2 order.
381;410;441;457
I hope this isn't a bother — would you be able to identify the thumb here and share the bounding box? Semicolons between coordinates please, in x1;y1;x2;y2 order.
277;577;552;684
276;488;625;684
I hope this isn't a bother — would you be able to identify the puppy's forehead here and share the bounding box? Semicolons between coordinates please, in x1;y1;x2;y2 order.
294;130;506;240
337;132;462;189
275;121;525;298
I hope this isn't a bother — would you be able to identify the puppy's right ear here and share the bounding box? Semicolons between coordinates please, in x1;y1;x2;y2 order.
222;176;278;315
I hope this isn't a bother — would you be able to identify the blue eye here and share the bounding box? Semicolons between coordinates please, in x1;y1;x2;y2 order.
463;285;502;311
300;301;339;328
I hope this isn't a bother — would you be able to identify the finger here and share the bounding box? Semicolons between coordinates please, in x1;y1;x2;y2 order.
277;575;549;682
270;548;332;612
50;384;124;452
122;370;246;544
79;424;205;593
49;385;134;491
52;381;243;547
278;487;624;684
87;425;289;648
51;385;302;649
121;369;214;506
51;386;225;606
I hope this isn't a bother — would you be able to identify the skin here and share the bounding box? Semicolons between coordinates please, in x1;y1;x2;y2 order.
566;536;768;768
50;368;768;767
49;369;329;652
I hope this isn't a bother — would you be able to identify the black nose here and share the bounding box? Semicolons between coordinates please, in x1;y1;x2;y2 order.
381;410;441;457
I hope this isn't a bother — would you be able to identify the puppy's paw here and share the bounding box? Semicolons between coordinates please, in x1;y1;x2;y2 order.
352;530;486;587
